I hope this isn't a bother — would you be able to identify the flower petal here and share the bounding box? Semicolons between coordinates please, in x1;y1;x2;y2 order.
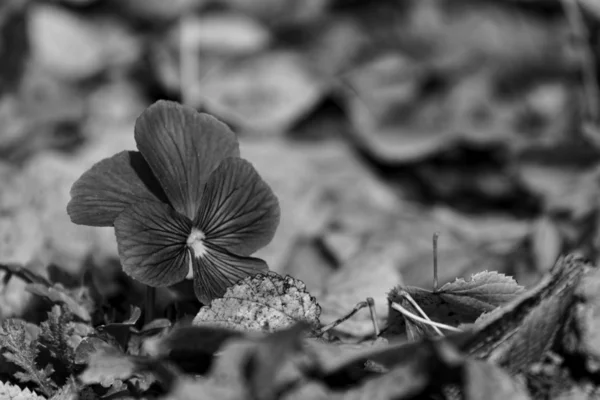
134;100;240;220
114;201;192;287
191;241;268;304
67;151;168;227
195;158;280;256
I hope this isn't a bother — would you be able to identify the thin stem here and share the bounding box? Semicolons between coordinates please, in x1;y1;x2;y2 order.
145;286;156;325
433;232;440;291
316;301;368;337
366;297;379;336
400;290;444;336
391;302;462;333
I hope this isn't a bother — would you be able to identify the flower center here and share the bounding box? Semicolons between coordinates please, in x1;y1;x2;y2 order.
186;228;206;279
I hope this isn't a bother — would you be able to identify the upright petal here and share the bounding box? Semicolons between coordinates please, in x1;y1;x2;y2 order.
134;101;240;220
191;241;268;304
67;151;168;227
195;158;279;257
114;201;192;287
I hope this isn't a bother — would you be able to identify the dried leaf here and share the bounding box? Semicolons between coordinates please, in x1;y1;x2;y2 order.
459;255;591;374
197;51;325;134
396;271;525;327
0;380;46;400
26;284;91;322
193;272;320;333
317;248;403;336
182;13;270;54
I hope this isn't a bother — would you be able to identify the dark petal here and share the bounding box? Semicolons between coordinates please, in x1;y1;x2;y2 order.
134;100;240;220
194;158;280;256
67;151;168;227
191;241;268;304
114;201;192;287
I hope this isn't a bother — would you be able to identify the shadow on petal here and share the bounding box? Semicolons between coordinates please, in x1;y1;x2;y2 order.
191;241;269;304
134;100;240;220
195;158;280;257
67;151;168;227
115;201;192;287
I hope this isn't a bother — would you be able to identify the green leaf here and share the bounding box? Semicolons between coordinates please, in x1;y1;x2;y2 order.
0;380;46;400
0;319;56;397
39;306;75;373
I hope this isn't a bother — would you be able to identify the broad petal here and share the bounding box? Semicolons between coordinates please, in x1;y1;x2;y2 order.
191;241;268;304
194;158;280;256
134;101;240;220
114;201;192;287
67;151;168;227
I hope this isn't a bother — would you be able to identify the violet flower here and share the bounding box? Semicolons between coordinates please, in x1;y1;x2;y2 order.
67;101;280;304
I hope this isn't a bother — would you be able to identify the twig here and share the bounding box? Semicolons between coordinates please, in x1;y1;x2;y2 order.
179;15;196;106
316;300;368;337
366;297;380;336
399;290;444;336
561;0;600;124
390;302;462;333
432;232;440;292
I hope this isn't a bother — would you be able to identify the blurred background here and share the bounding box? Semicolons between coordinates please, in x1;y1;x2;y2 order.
1;0;600;335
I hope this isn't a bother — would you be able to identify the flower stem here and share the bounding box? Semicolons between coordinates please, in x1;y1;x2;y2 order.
145;286;156;325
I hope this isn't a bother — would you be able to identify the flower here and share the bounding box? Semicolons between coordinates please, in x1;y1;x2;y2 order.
67;100;280;304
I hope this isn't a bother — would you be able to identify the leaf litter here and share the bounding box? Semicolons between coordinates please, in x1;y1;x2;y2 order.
3;0;600;398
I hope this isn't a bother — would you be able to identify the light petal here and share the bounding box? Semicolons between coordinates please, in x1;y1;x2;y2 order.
134;100;240;220
67;151;167;227
194;158;280;256
114;201;192;287
191;241;268;304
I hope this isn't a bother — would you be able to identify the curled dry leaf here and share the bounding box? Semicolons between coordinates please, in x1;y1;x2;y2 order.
193;272;320;333
459;255;592;374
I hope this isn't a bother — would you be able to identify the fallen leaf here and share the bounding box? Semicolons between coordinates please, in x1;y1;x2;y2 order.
150;325;244;375
193;272;320;333
316;243;403;336
197;51;325;134
460;255;591;374
28;4;105;80
182;13;270;54
243;323;311;400
394;270;525;327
